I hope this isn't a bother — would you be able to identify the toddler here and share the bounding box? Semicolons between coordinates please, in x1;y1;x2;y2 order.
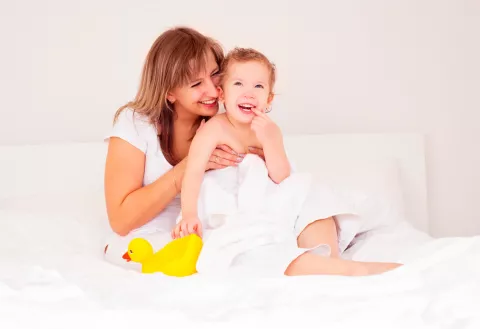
172;48;402;277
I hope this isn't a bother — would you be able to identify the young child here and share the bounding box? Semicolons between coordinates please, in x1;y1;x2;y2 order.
172;48;402;276
173;47;289;239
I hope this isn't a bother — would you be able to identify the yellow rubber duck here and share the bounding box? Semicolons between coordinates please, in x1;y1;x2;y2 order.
122;234;203;277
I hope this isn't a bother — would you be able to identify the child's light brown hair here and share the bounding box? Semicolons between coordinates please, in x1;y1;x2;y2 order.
221;47;276;92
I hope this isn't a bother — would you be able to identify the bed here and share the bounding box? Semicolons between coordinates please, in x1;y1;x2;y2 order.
1;133;479;328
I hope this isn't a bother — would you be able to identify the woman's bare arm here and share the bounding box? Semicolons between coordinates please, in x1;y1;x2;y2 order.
104;137;186;236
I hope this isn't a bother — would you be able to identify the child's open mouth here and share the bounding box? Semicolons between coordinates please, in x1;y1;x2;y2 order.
238;103;255;114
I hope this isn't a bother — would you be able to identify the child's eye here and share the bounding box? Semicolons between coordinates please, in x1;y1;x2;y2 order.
234;81;242;86
255;84;264;89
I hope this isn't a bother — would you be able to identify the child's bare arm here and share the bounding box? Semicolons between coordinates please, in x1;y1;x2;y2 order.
173;120;224;238
262;137;290;183
251;109;290;183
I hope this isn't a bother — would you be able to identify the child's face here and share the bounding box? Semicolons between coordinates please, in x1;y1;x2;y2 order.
221;61;273;124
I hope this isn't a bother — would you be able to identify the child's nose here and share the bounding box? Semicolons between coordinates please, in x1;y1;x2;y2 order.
243;91;255;99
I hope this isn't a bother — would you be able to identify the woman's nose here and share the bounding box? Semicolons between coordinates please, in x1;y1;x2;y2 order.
204;78;219;97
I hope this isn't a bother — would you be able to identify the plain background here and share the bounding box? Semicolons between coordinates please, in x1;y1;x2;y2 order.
1;0;479;237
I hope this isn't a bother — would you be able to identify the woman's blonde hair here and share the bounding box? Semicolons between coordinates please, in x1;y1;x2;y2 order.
114;27;224;165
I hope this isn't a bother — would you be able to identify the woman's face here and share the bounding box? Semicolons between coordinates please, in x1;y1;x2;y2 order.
167;50;221;119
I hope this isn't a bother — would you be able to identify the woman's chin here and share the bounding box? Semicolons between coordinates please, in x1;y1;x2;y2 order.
197;104;219;116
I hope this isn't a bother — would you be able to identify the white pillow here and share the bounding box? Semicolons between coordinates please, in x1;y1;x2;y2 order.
0;190;109;262
287;151;406;231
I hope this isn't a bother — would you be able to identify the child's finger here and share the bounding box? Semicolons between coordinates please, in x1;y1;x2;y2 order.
180;222;188;237
195;222;203;238
186;222;195;235
251;108;267;117
252;108;265;117
173;225;180;239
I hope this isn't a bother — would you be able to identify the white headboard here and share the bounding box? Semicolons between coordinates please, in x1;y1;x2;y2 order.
283;133;429;233
0;133;428;233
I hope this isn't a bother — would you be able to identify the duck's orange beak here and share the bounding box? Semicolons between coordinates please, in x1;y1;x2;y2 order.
122;252;131;262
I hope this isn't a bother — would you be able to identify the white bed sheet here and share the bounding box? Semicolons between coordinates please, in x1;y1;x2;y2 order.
1;194;479;329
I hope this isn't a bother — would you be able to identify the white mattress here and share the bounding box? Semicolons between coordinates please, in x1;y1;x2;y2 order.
1;193;479;329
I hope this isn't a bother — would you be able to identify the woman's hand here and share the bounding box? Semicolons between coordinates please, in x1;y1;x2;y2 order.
247;146;265;161
196;119;244;171
172;217;203;239
206;145;244;170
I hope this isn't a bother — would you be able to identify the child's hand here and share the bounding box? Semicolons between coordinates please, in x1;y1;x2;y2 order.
172;217;203;239
251;108;282;146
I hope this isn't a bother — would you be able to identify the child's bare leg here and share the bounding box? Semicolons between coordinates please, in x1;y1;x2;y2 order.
297;217;340;258
284;252;402;276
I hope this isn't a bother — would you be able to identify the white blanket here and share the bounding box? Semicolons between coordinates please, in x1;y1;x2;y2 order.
2;234;480;328
2;191;480;327
177;154;359;275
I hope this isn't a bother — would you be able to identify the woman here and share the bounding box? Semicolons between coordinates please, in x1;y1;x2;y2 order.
103;26;400;275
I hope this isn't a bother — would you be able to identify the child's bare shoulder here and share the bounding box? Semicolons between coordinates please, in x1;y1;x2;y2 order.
204;114;234;133
206;113;229;126
195;114;232;143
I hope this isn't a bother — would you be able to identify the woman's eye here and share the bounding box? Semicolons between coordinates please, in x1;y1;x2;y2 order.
191;82;201;88
255;84;264;89
211;71;219;76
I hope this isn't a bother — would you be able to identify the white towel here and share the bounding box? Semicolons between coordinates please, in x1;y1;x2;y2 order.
176;154;360;275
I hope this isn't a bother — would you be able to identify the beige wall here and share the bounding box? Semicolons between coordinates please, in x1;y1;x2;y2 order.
1;0;479;237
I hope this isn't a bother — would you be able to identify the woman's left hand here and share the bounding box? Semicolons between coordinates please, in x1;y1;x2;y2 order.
247;146;265;161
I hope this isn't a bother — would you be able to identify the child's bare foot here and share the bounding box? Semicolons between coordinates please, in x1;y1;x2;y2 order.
362;262;403;275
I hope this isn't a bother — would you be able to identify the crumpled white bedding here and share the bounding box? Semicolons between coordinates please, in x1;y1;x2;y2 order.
1;229;480;328
1;190;479;328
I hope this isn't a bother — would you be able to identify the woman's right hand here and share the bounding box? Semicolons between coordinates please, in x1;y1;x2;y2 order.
206;145;244;170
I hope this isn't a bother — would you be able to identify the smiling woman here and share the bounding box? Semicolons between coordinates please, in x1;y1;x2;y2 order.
103;27;247;270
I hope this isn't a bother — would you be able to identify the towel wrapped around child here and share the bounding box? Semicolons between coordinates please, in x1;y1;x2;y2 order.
176;154;359;277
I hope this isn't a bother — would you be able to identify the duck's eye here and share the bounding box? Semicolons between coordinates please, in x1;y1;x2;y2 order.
129;250;133;253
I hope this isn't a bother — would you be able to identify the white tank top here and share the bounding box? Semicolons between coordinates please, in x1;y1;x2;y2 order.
104;108;180;234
